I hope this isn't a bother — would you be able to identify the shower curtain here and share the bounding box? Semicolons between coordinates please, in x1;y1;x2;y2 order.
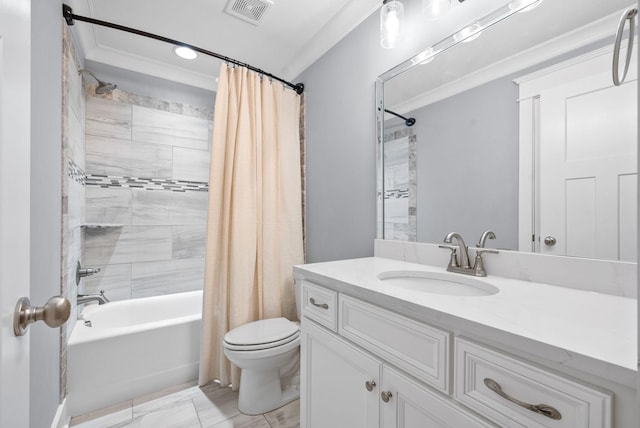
199;64;304;389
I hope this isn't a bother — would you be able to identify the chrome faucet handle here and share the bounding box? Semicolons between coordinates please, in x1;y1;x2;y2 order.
473;249;499;277
438;245;459;268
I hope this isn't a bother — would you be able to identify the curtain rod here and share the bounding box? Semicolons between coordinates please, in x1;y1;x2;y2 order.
384;109;415;126
62;4;305;95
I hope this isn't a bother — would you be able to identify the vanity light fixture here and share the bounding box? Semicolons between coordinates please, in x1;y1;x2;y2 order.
380;0;404;49
174;45;198;60
453;22;482;43
422;0;451;20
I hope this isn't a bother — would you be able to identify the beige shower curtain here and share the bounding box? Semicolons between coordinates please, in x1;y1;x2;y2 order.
198;64;304;389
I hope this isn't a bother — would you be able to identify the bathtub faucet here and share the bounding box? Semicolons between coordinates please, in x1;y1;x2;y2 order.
77;289;110;305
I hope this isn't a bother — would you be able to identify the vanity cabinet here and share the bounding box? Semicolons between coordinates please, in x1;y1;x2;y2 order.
299;278;615;428
301;319;380;427
300;280;495;428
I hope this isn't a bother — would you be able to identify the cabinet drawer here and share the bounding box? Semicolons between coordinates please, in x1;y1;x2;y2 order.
301;281;338;331
454;338;612;428
339;295;450;393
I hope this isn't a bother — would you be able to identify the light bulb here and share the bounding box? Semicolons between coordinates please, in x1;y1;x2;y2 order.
411;48;435;65
380;0;404;49
422;0;451;20
453;23;482;43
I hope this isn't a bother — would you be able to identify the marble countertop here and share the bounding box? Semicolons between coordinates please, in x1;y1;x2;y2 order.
294;257;637;387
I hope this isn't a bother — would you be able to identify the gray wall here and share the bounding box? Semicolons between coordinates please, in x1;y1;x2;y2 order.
31;0;63;427
298;0;509;262
413;77;519;249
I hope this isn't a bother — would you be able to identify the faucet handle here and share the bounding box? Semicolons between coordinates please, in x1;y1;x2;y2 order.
438;245;459;268
476;249;499;255
472;249;499;277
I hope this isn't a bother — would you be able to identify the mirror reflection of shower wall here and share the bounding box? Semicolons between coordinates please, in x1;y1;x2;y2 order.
383;126;417;241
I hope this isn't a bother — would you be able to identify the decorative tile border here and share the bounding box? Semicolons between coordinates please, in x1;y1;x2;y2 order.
67;157;86;185
85;84;214;121
384;188;409;199
85;174;209;192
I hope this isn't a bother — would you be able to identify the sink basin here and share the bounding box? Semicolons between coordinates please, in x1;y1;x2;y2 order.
377;270;499;296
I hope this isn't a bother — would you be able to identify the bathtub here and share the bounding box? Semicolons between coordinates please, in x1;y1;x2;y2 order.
66;290;203;416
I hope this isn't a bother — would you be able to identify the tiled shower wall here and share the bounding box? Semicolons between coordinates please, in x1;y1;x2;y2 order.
383;126;417;241
81;91;213;300
61;24;86;399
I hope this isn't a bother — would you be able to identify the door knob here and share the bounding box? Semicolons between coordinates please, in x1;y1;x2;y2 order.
365;380;376;391
381;391;393;403
14;295;71;336
543;236;557;246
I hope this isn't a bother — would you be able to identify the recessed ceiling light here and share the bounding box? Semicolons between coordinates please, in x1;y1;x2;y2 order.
174;46;198;60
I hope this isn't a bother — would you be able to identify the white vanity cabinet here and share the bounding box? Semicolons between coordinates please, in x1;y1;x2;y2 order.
300;280;495;428
298;277;617;428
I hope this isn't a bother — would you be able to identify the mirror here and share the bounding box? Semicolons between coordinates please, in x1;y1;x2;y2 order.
377;0;638;262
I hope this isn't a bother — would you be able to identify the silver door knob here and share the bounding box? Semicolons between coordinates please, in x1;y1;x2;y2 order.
381;391;393;403
14;296;71;336
365;380;376;391
543;236;557;246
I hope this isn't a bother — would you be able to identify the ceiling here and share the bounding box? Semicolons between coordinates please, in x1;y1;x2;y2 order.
65;0;381;91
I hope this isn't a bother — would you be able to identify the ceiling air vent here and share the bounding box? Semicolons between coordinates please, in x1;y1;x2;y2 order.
224;0;274;25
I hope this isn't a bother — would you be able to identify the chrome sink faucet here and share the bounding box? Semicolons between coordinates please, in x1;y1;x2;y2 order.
477;230;496;248
443;232;471;268
77;289;110;305
439;232;498;277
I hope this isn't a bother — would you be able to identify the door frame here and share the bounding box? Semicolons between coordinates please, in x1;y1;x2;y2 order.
0;0;32;426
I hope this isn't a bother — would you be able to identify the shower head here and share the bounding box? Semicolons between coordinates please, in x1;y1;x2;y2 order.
95;81;118;95
79;69;117;95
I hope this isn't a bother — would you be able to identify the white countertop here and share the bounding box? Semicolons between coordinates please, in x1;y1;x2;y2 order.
294;257;637;387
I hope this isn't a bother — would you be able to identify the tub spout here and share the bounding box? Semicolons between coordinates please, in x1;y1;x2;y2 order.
77;289;110;305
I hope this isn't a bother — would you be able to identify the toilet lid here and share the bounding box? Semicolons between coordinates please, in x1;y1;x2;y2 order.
224;317;299;348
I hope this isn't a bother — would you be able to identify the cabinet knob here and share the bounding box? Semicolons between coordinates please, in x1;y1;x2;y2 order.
365;380;376;392
381;391;393;403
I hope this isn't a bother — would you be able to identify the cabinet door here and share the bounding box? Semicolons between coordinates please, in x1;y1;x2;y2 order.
301;319;381;428
381;366;494;428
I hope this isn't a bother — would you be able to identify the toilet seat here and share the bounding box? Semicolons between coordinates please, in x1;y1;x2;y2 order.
224;317;300;351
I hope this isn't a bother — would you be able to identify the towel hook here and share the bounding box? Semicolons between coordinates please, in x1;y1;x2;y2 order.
613;7;637;86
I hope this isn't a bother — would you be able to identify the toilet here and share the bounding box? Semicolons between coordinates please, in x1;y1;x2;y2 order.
223;282;302;415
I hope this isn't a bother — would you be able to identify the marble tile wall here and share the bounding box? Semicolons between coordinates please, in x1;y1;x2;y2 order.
383;127;417;241
61;23;86;401
82;88;213;301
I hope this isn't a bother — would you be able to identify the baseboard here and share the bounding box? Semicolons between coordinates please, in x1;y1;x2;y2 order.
51;398;71;428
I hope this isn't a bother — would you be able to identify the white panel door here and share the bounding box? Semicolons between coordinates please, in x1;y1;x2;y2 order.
301;319;380;428
538;50;637;260
0;0;32;427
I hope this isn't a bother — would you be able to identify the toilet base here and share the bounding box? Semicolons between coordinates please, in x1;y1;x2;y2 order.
237;368;300;415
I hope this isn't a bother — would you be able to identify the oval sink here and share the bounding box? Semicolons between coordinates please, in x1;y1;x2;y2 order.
377;270;499;296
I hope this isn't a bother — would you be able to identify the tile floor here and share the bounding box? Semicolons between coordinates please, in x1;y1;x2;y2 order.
69;381;300;428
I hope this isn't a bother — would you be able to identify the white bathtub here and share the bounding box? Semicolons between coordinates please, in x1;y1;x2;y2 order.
66;290;203;416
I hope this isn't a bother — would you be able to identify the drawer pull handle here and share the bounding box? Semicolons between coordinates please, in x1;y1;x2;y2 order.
365;381;376;392
381;391;393;403
484;378;562;420
309;298;329;309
